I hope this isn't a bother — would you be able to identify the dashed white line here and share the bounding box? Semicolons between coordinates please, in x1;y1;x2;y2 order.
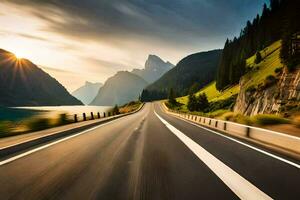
155;111;273;200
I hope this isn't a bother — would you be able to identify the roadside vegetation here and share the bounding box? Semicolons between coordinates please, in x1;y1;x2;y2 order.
0;113;73;138
119;101;143;114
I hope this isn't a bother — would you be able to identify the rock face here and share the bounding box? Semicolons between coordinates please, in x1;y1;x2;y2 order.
90;71;148;106
0;49;83;106
234;68;300;116
131;55;174;84
72;81;103;105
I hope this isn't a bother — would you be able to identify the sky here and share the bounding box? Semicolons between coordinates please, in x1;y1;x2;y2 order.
0;0;267;92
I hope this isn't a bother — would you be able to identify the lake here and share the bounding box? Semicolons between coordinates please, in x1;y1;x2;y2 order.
1;106;112;121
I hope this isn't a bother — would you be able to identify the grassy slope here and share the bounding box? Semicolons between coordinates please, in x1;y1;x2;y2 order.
176;40;282;112
243;40;281;90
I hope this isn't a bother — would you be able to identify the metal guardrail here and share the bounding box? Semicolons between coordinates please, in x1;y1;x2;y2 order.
164;104;300;155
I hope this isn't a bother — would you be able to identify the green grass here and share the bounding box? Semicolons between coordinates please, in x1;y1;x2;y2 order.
177;82;239;105
243;40;282;90
251;114;290;125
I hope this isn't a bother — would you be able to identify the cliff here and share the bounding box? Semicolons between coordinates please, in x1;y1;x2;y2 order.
234;68;300;116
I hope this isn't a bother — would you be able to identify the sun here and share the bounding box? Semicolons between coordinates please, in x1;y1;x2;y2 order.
14;51;26;59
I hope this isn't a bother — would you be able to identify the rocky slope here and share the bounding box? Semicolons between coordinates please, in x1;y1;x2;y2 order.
131;55;174;84
90;71;148;106
72;81;103;104
0;49;82;106
234;67;300;116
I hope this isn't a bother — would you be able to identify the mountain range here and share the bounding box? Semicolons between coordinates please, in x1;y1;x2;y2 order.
72;81;103;105
90;55;173;106
0;49;82;106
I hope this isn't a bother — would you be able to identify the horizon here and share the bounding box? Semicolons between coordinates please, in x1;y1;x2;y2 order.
0;0;267;92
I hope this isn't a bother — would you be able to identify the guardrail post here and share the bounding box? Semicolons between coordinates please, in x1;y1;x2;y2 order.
246;127;251;137
83;113;86;121
209;119;211;125
215;121;218;128
203;118;205;124
103;112;106;118
74;114;78;122
91;112;94;120
97;112;100;119
108;112;111;117
224;122;227;131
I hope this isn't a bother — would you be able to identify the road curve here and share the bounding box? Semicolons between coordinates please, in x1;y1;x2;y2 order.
0;103;299;200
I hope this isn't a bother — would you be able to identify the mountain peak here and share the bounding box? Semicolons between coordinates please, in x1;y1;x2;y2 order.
131;55;174;83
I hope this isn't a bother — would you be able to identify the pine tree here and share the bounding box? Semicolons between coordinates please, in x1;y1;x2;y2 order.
113;105;120;115
255;51;262;64
196;93;209;112
187;93;197;111
168;88;177;105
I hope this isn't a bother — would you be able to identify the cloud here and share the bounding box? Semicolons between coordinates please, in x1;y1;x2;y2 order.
16;33;51;42
6;0;267;51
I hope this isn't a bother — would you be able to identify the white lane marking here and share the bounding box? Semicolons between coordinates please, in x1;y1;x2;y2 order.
171;113;300;169
155;112;272;200
0;117;126;166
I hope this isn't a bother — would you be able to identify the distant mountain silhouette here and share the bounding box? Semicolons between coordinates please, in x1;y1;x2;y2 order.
90;71;148;106
131;55;174;83
72;81;103;105
0;49;82;106
141;50;222;101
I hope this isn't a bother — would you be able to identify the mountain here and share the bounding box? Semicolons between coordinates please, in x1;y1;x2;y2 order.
0;49;82;106
72;81;103;105
131;55;174;83
90;71;148;106
141;49;222;101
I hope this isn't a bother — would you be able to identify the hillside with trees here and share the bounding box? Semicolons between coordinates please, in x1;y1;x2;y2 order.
216;0;300;90
141;49;222;101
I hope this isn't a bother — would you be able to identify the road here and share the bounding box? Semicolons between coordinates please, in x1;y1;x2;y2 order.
0;103;299;200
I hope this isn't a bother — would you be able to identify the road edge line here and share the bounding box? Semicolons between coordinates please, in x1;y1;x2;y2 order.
155;111;273;200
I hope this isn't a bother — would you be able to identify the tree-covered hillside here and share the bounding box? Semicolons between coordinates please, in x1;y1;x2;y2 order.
141;49;222;101
216;0;300;90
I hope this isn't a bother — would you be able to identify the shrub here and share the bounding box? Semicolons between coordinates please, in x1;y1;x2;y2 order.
0;121;14;135
252;114;290;125
264;75;277;88
56;113;72;125
209;95;237;112
233;114;252;125
25;117;51;132
274;67;283;73
293;116;300;128
255;51;262;64
246;85;256;93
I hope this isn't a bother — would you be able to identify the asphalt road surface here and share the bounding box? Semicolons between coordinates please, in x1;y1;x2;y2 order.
0;103;299;200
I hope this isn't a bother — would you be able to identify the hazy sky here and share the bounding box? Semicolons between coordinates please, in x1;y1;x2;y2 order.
0;0;267;92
